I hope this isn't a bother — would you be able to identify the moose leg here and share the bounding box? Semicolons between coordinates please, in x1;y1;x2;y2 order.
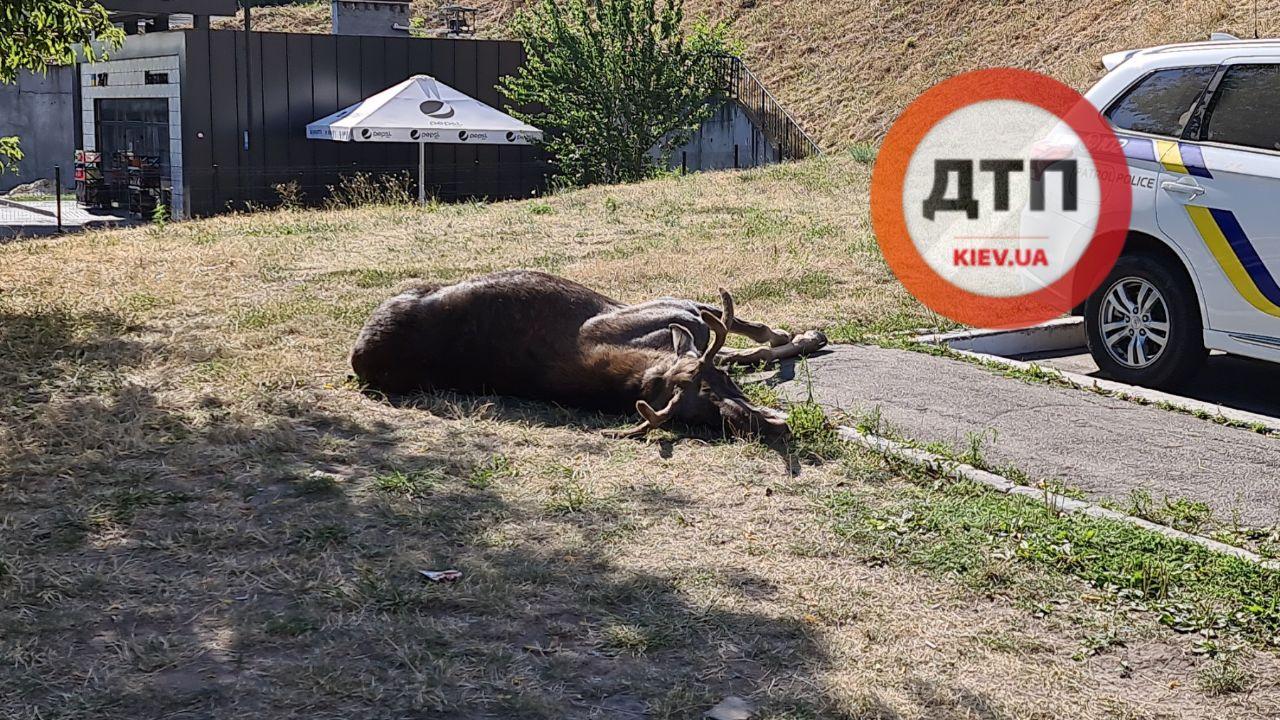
584;297;812;358
695;304;793;347
716;330;829;366
736;318;794;347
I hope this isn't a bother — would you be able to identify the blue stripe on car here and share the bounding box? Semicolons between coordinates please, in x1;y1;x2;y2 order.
1177;143;1213;178
1208;207;1280;306
1121;136;1156;162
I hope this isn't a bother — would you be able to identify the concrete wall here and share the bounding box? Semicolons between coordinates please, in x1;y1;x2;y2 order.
0;68;77;193
331;0;411;37
656;102;781;173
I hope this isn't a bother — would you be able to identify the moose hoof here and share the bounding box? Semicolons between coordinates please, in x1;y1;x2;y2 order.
793;330;829;355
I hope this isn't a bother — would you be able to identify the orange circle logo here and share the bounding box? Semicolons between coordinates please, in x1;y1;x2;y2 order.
871;68;1132;328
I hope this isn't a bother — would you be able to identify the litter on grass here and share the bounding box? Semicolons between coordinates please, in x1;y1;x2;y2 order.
419;569;463;583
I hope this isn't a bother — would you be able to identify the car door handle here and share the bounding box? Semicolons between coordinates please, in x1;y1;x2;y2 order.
1161;180;1205;198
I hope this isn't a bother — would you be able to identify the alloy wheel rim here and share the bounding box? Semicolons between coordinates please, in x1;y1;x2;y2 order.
1099;276;1170;370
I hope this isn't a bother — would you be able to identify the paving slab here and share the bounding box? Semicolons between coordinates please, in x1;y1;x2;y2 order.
775;344;1280;528
0;199;132;239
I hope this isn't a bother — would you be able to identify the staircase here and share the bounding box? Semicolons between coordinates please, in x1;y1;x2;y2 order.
714;55;822;162
662;55;820;173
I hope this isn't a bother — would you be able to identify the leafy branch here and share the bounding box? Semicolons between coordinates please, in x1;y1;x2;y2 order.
0;1;123;174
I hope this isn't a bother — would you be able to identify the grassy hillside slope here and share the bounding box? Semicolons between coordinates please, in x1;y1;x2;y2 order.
221;0;1280;149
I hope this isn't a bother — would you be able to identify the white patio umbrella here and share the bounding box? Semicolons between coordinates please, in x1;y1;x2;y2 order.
306;74;543;204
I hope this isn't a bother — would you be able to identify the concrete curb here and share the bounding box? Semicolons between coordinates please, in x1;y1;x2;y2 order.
913;319;1280;434
949;348;1280;434
915;317;1086;356
836;425;1280;570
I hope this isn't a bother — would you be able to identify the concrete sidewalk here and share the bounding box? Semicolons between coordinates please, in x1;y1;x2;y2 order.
0;199;132;239
774;344;1280;528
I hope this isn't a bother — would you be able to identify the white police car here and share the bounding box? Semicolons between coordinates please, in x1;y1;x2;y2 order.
1079;34;1280;387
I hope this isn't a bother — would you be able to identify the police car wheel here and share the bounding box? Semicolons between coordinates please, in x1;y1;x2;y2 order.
1085;253;1207;388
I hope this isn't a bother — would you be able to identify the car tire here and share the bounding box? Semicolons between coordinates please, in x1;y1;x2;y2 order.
1084;252;1207;388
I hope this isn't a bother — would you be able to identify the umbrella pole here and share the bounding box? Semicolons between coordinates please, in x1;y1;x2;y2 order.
418;142;426;205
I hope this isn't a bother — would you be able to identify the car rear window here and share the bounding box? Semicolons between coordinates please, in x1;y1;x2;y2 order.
1204;64;1280;151
1106;66;1217;137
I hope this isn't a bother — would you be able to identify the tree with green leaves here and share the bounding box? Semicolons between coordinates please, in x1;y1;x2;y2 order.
501;0;734;187
0;1;122;174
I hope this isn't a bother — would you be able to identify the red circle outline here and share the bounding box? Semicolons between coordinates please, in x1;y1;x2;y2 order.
870;68;1132;328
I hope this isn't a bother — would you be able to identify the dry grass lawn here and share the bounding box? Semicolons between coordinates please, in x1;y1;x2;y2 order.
3;157;1280;717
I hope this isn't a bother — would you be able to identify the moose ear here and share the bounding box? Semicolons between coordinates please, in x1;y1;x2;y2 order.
670;324;698;357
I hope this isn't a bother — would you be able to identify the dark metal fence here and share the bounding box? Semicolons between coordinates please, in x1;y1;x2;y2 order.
188;159;550;213
712;55;822;162
179;31;548;217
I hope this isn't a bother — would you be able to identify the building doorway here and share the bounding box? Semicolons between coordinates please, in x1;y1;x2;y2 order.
94;98;170;213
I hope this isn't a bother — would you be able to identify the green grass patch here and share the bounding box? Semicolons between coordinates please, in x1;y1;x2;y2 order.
787;400;842;462
740;381;782;410
545;478;595;515
468;454;516;489
733;271;835;303
1126;488;1215;535
600;622;655;654
824;469;1280;647
373;469;441;498
1196;654;1252;695
740;208;792;238
824;312;958;344
848;143;878;164
542;463;611;516
121;292;166;313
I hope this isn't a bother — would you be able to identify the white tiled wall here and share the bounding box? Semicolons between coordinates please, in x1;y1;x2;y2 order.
80;55;185;217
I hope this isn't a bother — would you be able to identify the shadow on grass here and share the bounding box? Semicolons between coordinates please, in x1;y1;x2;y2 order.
377;356;839;473
0;308;886;719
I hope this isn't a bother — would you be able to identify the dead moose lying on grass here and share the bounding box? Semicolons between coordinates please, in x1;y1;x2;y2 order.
351;270;828;438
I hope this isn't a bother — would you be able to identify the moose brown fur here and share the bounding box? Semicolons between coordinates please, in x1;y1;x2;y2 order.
351;270;827;438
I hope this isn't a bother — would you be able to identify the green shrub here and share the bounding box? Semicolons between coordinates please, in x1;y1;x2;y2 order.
502;0;734;186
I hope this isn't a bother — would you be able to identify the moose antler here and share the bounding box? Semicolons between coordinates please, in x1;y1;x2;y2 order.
698;288;735;364
606;288;736;439
603;388;685;439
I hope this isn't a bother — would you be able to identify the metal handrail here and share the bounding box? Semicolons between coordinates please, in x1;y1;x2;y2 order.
712;55;823;161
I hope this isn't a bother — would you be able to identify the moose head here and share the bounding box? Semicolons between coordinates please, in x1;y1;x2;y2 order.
608;291;791;440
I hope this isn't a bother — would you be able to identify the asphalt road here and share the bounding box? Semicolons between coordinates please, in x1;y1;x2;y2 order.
774;344;1280;528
